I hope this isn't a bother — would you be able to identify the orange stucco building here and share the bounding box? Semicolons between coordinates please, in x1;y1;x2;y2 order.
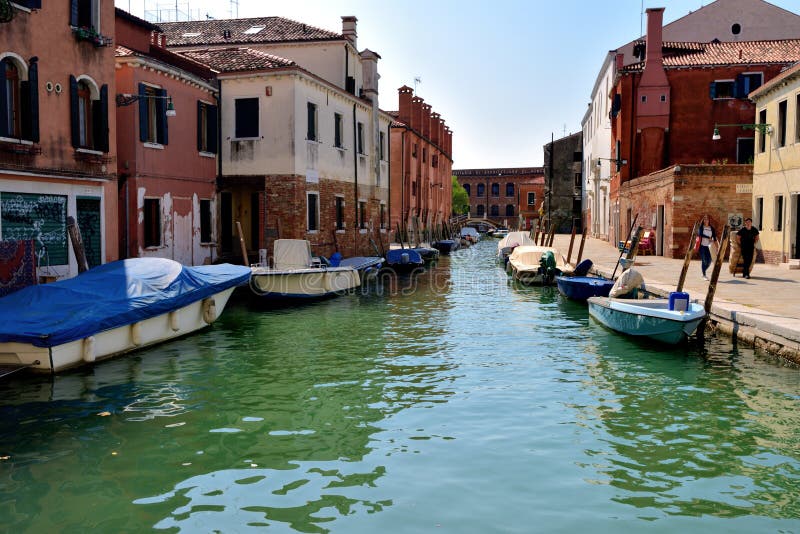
0;0;117;278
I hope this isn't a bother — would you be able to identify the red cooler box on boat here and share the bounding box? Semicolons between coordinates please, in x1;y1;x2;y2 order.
669;291;690;311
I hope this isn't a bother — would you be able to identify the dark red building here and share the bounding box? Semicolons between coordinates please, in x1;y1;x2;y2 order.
453;167;544;228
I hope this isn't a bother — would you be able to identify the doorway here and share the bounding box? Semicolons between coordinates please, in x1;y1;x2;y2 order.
793;193;799;259
76;197;102;268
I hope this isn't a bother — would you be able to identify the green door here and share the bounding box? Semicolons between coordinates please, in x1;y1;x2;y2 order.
76;197;102;268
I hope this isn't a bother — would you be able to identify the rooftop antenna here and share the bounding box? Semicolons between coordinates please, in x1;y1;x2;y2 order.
414;76;421;95
229;0;239;18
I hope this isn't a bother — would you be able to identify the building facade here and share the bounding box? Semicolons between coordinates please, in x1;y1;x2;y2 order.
0;0;118;280
115;9;219;266
750;61;800;265
454;167;544;227
543;132;583;233
389;86;453;233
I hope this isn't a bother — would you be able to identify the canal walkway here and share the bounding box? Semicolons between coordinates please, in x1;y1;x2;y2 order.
551;234;800;363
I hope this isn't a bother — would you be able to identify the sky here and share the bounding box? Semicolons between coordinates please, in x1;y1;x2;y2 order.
115;0;800;169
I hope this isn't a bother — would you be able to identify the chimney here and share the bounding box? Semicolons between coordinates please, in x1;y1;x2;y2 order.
360;49;380;102
644;8;664;72
422;103;432;138
431;112;441;145
398;86;413;125
342;16;357;48
411;96;423;131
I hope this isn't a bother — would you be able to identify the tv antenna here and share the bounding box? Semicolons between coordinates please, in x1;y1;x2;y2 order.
414;76;421;95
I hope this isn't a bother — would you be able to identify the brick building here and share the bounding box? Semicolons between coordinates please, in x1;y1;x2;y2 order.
388;86;452;233
453;167;544;227
162;16;391;260
115;9;219;266
543;132;583;233
609;8;800;256
518;177;546;230
0;0;118;279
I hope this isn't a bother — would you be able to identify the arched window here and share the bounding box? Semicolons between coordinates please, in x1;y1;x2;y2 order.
506;204;514;216
477;204;485;217
0;55;37;141
1;59;20;137
491;183;499;197
70;75;108;152
463;183;470;196
506;183;514;197
77;81;93;148
490;205;499;216
476;184;485;197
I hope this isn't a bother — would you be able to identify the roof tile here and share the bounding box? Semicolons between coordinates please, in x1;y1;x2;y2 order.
178;47;296;72
159;17;341;47
624;39;800;71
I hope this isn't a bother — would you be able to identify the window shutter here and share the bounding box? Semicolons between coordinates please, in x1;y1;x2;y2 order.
610;94;621;118
0;61;8;137
734;74;745;99
196;101;203;151
24;0;42;9
207;104;218;154
27;58;39;143
157;88;168;145
69;75;79;148
69;0;79;27
97;84;109;152
138;83;148;142
709;82;717;99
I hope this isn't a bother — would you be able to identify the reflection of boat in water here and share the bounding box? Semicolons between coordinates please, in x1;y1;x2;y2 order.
250;239;360;300
0;258;250;373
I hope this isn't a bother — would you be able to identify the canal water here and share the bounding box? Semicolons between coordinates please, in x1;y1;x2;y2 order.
1;239;799;532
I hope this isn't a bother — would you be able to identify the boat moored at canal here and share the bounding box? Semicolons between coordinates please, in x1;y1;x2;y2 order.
0;258;251;373
507;245;567;285
587;296;706;345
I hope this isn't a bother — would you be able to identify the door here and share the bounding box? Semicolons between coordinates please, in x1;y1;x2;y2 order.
793;194;799;259
172;196;193;265
220;192;232;254
76;196;102;268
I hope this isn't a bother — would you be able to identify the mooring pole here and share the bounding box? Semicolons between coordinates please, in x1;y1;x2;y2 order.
66;216;89;273
566;223;576;265
575;227;588;265
676;221;700;293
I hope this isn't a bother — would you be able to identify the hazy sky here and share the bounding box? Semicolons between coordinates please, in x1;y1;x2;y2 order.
116;0;800;169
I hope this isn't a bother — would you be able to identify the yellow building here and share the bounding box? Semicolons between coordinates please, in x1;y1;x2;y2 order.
750;61;800;266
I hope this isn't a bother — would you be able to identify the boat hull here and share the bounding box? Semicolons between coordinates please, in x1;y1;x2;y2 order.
587;297;706;345
432;240;459;255
0;288;236;373
338;257;383;283
556;276;614;301
249;267;360;299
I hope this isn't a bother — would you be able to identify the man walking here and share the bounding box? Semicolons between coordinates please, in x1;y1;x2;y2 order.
736;218;759;279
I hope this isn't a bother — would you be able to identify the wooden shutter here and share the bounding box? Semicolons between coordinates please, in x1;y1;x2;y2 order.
734;75;745;99
207;104;218;154
0;61;8;138
156;88;168;145
96;84;108;152
27;58;39;142
196;101;203;151
69;0;79;27
69;75;79;148
709;82;717;99
138;83;148;142
26;0;42;9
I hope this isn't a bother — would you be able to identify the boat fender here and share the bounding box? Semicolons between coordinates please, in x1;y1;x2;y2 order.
131;322;142;346
202;298;217;324
169;310;180;332
82;336;96;363
401;253;410;264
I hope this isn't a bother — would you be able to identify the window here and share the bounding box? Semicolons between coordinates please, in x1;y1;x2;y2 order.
739;72;763;96
505;204;514;216
412;143;417;158
491;183;499;197
71;0;98;31
197;101;218;153
463;184;470;196
307;102;317;141
243;25;265;35
710;80;735;99
379;131;385;160
380;203;386;229
357;122;364;154
737;138;754;164
1;57;38;142
477;204;485;217
506;183;514;197
359;200;367;229
490;205;499;216
200;199;212;242
234;97;259;138
660;94;666;102
76;80;92;148
136;83;168;145
477;184;485;197
335;196;344;230
797;94;800;143
778;100;787;147
774;195;784;231
574;172;582;188
641;95;647;103
754;197;764;230
307;193;319;232
432;154;438;168
422;147;427;163
334;113;343;148
143;198;161;247
527;192;536;205
70;76;108;151
573;151;582;163
758;109;767;153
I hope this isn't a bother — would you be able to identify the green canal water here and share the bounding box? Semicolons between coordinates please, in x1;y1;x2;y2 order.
1;240;800;532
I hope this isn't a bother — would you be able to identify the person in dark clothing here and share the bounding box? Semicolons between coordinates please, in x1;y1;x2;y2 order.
736;218;759;279
697;214;717;280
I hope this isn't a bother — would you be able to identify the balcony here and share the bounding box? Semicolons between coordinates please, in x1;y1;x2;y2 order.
72;26;113;47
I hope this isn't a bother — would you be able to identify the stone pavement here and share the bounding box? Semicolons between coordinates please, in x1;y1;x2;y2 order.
550;234;800;362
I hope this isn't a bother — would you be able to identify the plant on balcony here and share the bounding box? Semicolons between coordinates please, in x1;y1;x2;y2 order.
0;0;14;23
72;26;112;47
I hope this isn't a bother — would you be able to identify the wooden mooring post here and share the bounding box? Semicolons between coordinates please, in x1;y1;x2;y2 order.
611;215;638;280
566;224;576;264
235;221;248;266
703;225;731;318
676;221;700;293
575;227;587;265
66;216;89;273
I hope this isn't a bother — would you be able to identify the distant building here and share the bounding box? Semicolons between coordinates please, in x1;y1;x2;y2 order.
0;1;117;279
518;177;546;230
749;61;800;265
388;86;453;233
582;0;800;241
453;167;544;228
162;16;391;260
115;9;219;265
543;132;583;233
610;8;800;256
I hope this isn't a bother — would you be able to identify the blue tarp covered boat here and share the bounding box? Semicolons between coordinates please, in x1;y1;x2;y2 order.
385;248;424;272
556;275;615;301
0;258;251;372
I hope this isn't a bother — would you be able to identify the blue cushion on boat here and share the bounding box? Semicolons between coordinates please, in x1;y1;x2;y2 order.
574;259;593;276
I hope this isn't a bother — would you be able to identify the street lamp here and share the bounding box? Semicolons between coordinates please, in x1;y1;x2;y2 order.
596;156;627;172
712;123;771;140
116;93;177;117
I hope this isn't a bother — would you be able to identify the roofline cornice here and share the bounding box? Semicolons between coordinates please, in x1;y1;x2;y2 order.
115;55;218;92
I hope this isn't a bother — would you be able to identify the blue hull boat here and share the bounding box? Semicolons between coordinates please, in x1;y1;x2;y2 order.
587;296;706;345
432;239;459;255
385;249;424;272
410;247;439;263
556;275;614;301
338;256;384;283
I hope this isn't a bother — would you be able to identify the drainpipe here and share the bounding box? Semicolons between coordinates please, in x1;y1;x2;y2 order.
401;128;405;236
387;123;391;239
353;103;358;252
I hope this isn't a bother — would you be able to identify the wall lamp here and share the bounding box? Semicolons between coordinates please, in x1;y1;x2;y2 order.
116;93;177;117
596;156;627;171
712;123;771;140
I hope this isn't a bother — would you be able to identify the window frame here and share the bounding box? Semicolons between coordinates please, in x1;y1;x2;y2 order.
1;58;21;138
76;80;93;148
357;121;365;155
778;99;788;148
335;195;345;230
306;101;318;141
358;200;367;230
200;198;213;243
758;108;768;153
491;183;500;198
774;194;784;231
754;196;764;230
710;79;736;100
234;97;259;140
334;112;343;149
306;192;319;233
143;197;162;248
527;192;536;206
505;183;514;197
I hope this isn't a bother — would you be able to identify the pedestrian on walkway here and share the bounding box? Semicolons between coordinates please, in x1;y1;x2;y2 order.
736;217;760;279
697;214;717;280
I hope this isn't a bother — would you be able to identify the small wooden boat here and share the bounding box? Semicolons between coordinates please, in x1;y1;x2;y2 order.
460;227;480;244
587;296;706;345
489;228;509;238
250;240;360;299
384;248;425;272
556;275;614;301
0;258;251;373
507;245;567;285
497;231;535;262
432;239;459;255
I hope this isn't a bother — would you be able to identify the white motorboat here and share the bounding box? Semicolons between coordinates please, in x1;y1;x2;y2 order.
507;245;567;285
496;231;535;262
